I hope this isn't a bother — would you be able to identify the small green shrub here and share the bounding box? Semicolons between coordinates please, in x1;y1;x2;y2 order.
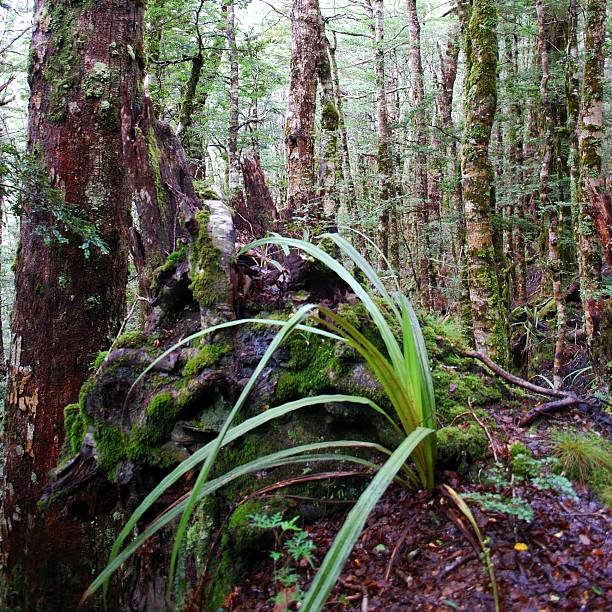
462;492;534;522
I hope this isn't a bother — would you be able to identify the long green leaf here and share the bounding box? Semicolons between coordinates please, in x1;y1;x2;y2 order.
105;394;393;576
167;305;319;582
242;237;405;376
86;440;391;601
301;427;435;611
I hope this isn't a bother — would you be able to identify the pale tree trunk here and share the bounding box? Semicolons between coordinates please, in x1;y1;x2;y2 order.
366;0;396;267
0;0;142;607
328;33;361;246
577;0;608;381
285;0;319;222
459;0;509;363
406;0;433;307
316;11;339;224
536;0;565;389
226;0;241;201
505;34;527;305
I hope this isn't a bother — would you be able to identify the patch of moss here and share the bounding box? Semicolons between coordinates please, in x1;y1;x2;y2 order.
189;209;226;306
64;403;87;454
182;343;230;378
275;333;344;402
83;61;110;98
193;180;220;200
437;423;488;471
92;350;108;369
114;329;146;349
150;246;187;292
93;424;127;478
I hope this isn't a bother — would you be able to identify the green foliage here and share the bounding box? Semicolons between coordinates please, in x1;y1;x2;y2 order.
64;403;87;454
462;492;534;522
1;149;109;256
552;431;612;506
437;424;489;469
189;209;226;305
90;234;436;610
150;246;187;292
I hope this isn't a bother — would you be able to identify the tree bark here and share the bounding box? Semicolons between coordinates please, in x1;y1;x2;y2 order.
1;0;142;607
366;0;396;267
459;0;509;363
226;0;241;201
285;0;319;222
536;0;565;389
316;13;340;225
405;0;433;307
577;0;608;379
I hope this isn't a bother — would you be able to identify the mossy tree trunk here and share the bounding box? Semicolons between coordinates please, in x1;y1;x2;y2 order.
366;0;396;267
316;12;340;225
225;0;241;203
535;0;566;389
284;0;319;222
459;0;509;363
406;0;433;307
0;0;143;607
577;0;608;380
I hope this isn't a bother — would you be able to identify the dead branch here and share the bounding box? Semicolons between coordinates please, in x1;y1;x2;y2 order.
519;396;582;426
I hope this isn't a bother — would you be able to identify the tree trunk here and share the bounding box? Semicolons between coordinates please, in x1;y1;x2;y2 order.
366;0;395;268
405;0;433;307
285;0;319;222
238;154;278;238
316;13;340;225
459;0;509;363
226;0;241;201
1;0;142;607
536;0;565;389
577;0;608;379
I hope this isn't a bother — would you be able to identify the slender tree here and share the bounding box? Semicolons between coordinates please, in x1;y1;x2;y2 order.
0;0;142;606
459;0;509;362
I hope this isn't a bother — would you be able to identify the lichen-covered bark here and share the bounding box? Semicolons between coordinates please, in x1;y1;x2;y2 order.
316;12;339;224
577;0;608;378
536;0;565;389
121;94;200;301
459;0;509;363
366;0;396;265
406;0;433;307
1;0;143;607
284;0;319;221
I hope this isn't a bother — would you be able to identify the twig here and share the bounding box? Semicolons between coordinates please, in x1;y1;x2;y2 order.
463;350;567;398
468;400;500;462
437;552;477;580
383;522;412;582
519;396;581;426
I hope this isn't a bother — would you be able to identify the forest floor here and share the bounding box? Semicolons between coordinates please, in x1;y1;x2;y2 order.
226;399;611;611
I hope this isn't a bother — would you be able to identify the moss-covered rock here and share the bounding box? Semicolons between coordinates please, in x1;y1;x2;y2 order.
182;343;230;378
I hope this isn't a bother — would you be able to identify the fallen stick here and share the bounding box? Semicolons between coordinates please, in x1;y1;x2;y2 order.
519;396;582;426
462;350;587;426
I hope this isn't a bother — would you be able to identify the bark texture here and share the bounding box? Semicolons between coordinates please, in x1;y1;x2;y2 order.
1;0;143;607
577;0;608;379
459;0;509;363
285;0;319;221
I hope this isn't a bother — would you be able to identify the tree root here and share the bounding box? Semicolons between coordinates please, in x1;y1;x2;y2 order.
462;350;590;426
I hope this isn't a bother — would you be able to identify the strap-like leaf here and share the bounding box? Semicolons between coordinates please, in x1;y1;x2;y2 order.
301;427;435;611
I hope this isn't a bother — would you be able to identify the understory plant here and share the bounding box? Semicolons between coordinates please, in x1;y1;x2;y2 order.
85;233;437;610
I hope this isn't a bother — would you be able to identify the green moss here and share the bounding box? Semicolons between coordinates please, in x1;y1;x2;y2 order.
193;180;220;200
189;209;226;306
64;403;87;454
509;444;541;479
182;344;230;378
93;424;127;477
145;127;166;209
78;377;97;412
437;423;488;471
275;333;344;402
92;350;108;369
150;246;187;292
114;329;146;349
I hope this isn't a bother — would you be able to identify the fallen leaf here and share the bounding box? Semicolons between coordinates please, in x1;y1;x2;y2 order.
514;542;529;551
